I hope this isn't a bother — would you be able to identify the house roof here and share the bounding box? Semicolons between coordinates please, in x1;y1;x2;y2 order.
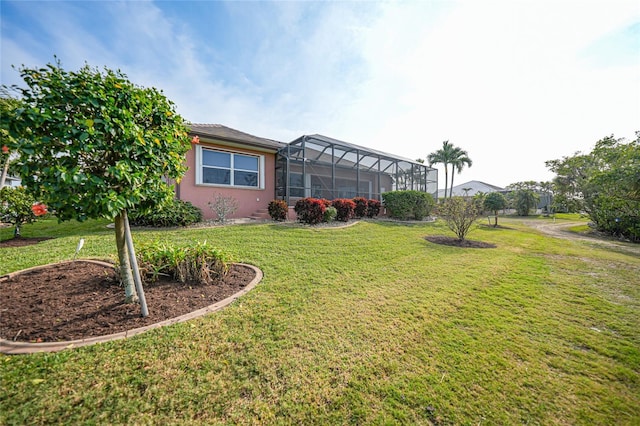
291;134;428;167
188;124;285;151
437;180;506;197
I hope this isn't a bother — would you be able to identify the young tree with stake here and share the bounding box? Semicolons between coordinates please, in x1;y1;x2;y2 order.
1;61;190;316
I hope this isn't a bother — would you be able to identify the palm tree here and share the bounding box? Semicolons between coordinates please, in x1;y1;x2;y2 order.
448;147;472;198
427;140;456;199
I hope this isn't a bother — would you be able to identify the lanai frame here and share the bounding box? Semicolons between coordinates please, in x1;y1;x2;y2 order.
275;134;438;205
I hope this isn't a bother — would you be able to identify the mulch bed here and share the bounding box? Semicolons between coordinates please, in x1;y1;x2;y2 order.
0;261;255;343
0;236;54;247
425;235;497;248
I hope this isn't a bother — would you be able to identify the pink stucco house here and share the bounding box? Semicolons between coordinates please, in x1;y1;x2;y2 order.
179;124;438;220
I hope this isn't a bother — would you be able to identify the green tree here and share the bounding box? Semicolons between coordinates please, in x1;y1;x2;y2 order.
483;192;507;227
438;196;481;241
427;140;473;199
427;140;455;200
0;186;39;237
513;189;539;216
2;61;190;312
547;134;639;241
448;147;473;198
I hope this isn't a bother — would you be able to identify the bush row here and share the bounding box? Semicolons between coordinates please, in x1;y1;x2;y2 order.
281;197;382;224
129;199;202;227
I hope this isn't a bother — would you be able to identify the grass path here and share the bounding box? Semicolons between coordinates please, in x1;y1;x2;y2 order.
1;217;639;424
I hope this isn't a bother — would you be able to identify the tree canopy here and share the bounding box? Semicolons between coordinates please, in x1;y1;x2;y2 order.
427;140;472;199
547;133;639;241
2;61;190;222
1;60;191;308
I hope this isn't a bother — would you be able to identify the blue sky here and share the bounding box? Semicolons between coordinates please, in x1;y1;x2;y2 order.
1;0;638;188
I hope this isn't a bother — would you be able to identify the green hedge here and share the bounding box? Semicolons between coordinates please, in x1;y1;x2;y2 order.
129;199;202;227
382;190;435;220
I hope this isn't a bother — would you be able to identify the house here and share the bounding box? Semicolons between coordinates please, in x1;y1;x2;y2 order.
437;180;505;198
0;176;21;188
182;124;438;220
178;124;284;220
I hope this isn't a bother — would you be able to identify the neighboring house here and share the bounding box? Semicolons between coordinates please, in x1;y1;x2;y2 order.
437;180;505;198
0;176;21;188
183;124;438;220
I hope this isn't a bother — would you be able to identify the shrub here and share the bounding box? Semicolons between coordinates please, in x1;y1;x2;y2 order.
366;199;381;218
129;199;202;227
0;186;41;237
353;197;369;218
268;199;289;221
332;198;356;222
209;193;239;224
135;241;231;285
382;190;435;220
323;206;337;222
294;197;326;225
483;192;507;227
437;196;481;241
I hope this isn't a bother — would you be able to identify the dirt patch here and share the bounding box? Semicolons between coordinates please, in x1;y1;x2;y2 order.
0;236;54;247
425;235;497;248
0;261;256;343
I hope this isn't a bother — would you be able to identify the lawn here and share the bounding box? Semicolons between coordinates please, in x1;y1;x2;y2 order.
1;216;639;425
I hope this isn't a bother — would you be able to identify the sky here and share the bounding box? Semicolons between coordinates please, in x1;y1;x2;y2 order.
1;0;639;189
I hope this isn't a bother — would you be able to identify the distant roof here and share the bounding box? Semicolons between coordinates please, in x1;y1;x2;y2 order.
437;180;506;197
188;124;285;151
291;134;428;166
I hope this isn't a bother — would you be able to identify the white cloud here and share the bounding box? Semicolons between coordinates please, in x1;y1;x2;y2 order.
2;0;638;188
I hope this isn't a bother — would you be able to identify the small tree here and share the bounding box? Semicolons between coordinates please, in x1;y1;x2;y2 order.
0;186;40;237
483;192;507;227
438;196;481;241
2;61;190;313
513;189;539;216
209;193;239;224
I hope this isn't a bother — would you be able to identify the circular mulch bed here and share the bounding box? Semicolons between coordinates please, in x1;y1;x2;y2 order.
425;235;497;248
0;236;53;247
0;260;259;349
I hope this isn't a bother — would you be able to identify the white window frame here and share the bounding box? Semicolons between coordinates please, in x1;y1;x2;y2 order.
196;145;265;189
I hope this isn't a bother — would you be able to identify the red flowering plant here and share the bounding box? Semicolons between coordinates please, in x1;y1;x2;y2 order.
268;199;288;221
352;197;369;218
0;187;42;237
366;199;381;218
331;198;356;222
294;197;326;225
31;203;48;217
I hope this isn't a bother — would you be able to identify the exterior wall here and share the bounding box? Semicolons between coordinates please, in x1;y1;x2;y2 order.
177;141;277;220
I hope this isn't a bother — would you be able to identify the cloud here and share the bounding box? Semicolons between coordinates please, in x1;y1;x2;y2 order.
2;0;638;187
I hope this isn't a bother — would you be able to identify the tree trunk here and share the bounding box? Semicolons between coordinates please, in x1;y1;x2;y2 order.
122;210;149;317
114;213;138;303
443;167;449;200
0;156;9;188
494;212;499;227
449;165;455;198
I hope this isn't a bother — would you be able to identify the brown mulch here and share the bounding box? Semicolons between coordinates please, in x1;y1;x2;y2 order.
0;236;54;247
0;261;255;343
425;235;497;248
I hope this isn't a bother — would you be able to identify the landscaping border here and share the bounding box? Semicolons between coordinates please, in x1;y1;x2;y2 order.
0;260;263;355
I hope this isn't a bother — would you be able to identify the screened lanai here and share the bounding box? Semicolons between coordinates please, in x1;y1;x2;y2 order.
275;135;438;205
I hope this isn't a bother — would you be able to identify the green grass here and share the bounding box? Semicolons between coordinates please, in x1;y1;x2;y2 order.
1;217;639;425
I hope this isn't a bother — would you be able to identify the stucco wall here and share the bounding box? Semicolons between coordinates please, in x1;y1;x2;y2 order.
177;142;277;220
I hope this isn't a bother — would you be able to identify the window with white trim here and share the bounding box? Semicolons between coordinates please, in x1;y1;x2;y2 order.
196;146;264;189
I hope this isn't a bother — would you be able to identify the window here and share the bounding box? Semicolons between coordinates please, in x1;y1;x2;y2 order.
197;146;264;188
